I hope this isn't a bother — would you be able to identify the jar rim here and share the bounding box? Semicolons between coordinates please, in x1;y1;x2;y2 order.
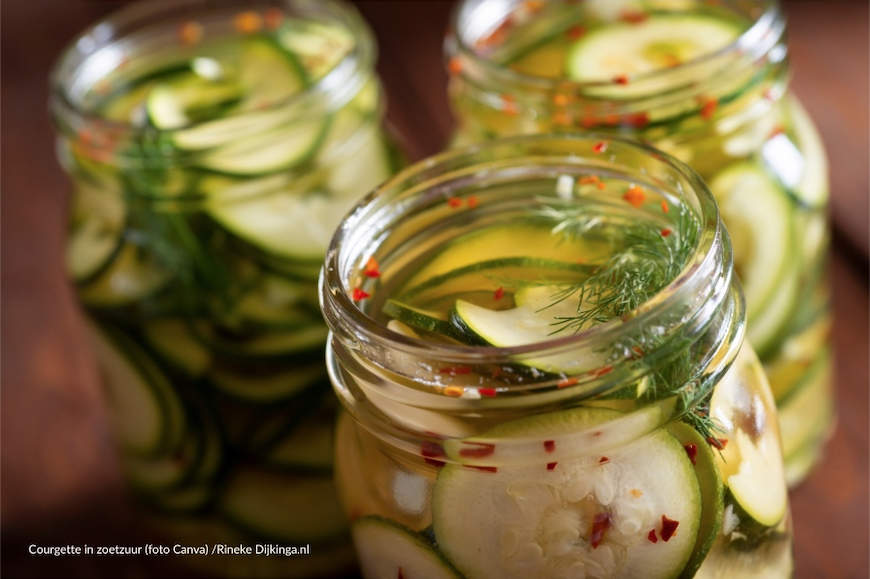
445;0;783;103
321;133;731;366
49;0;375;134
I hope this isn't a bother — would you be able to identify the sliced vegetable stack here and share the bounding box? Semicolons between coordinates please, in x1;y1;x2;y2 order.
59;7;397;574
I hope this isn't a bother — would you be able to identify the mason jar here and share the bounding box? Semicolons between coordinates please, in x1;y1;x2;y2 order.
50;0;399;575
321;135;793;578
445;0;831;486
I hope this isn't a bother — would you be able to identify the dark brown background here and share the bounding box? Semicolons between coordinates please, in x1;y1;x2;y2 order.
2;1;868;577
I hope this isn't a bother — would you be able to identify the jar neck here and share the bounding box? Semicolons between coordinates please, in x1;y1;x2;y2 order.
322;135;745;454
445;0;788;136
50;0;377;160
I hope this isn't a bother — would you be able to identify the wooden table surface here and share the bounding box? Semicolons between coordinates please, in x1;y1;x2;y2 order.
2;1;867;577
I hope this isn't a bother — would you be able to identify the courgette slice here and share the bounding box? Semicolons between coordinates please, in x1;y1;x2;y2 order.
433;407;700;579
146;73;243;130
209;362;325;403
382;300;470;342
142;318;212;377
777;349;833;460
221;468;347;543
353;517;461;579
66;182;125;284
262;406;335;472
276;20;355;79
79;242;171;308
191;321;328;359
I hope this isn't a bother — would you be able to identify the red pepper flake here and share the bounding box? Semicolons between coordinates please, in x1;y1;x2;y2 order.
78;128;93;146
592;141;608;154
566;25;586;40
493;286;505;301
546;461;558;471
596;181;606;190
543;440;556;453
465;465;498;473
630;488;643;498
448;56;464;75
234;11;263;33
591;365;614;378
592;430;603;437
440;365;472;375
363;256;380;278
444;386;464;397
478;387;498;398
580;115;598;129
623;186;646;208
660;515;679;542
620;10;649;24
553;112;572;127
631;346;645;357
660;228;672;238
524;0;544;13
599;456;609;464
467;195;479;209
707;437;728;449
501;94;518;116
447;197;463;208
178;21;203;46
459;441;496;458
264;7;284;30
557;377;579;389
660;200;670;213
352;288;370;301
421;441;446;467
684;443;698;465
647;529;658;543
603;113;621;126
623;112;650;128
613;75;630;85
553;93;570;107
589;512;612;549
699;96;718;120
476;16;513;49
769;125;785;138
580;176;600;185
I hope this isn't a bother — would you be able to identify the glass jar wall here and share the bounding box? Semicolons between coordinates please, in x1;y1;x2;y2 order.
50;0;398;575
321;135;793;578
445;0;832;485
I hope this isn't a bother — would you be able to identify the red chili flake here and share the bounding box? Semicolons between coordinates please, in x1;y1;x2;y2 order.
447;197;463;208
264;8;284;30
524;0;544;13
465;465;498;473
444;386;464;398
478;387;498;398
623;112;650;128
493;286;505;301
647;529;658;543
596;181;606;190
599;456;609;464
476;16;513;49
660;228;672;238
592;141;608;154
553;93;570;107
660;515;679;542
78;128;93;146
557;377;579;389
566;25;586;40
589;512;612;549
178;21;203;46
631;346;644;357
544;440;556;453
363;256;380;278
546;461;558;471
440;365;472;375
553;112;572;127
769;125;785;138
592;431;603;437
421;441;446;468
591;365;614;378
699;97;718;120
501;94;518;116
467;195;479;209
603;113;621;126
613;75;630;85
234;11;263;33
684;443;698;465
580;115;598;129
623;186;646;208
707;437;728;449
459;441;496;458
352;288;370;301
620;10;649;24
448;56;464;75
579;176;600;185
660;200;670;213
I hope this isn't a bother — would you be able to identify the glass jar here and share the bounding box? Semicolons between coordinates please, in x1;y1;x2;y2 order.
321;135;793;579
50;0;399;575
445;0;832;486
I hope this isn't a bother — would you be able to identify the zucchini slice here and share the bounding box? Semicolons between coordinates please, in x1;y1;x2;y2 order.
142;318;212;377
209;362;325;403
146;74;243;130
382;300;469;342
433;407;700;579
566;14;742;98
777;349;833;460
262;411;334;472
221;468;347;543
353;517;461;579
709;349;787;527
79;242;171;308
87;322;186;457
709;163;798;356
191;321;328;359
66;182;125;284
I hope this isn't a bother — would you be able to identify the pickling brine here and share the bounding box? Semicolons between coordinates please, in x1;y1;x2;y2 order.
321;136;793;579
445;0;832;485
